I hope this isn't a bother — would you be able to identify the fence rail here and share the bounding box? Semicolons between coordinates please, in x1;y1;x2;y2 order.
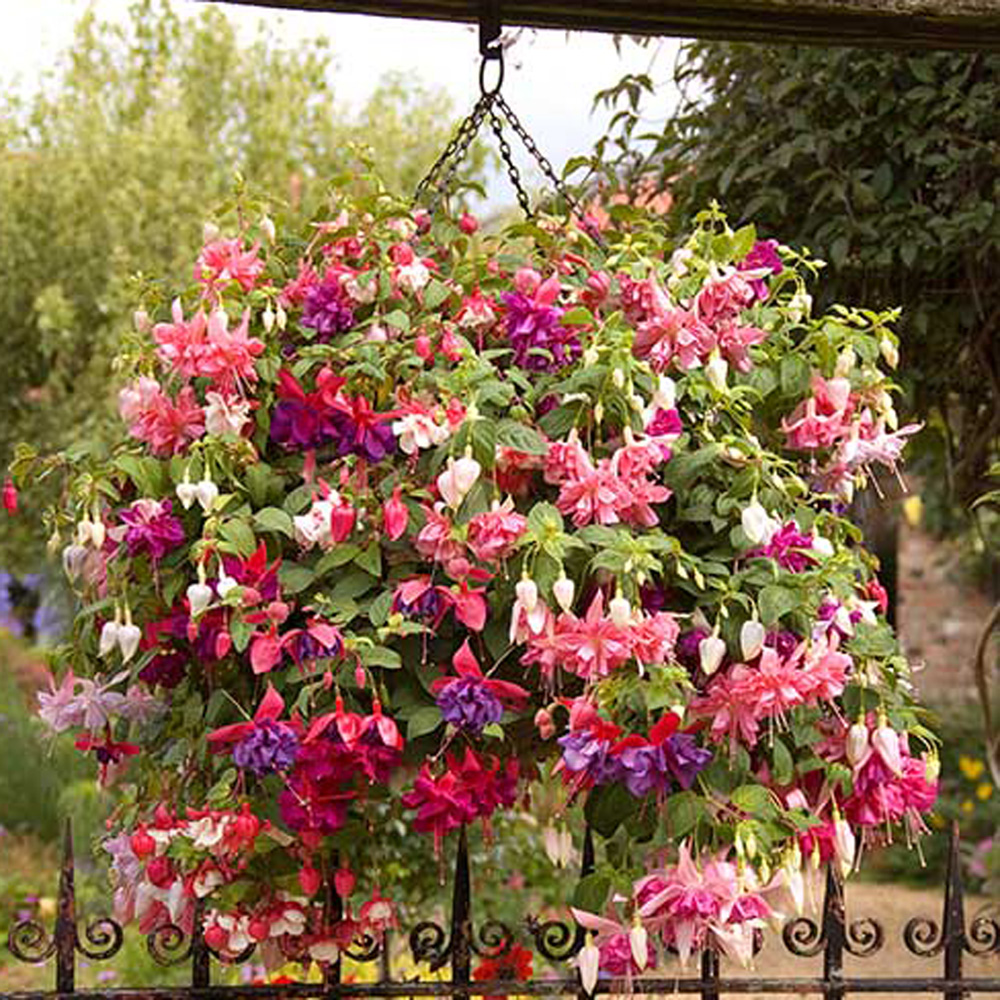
4;821;1000;999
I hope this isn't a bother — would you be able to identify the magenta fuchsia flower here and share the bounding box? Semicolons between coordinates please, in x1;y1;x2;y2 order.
301;274;356;340
749;520;817;572
502;272;580;372
738;238;784;299
119;499;185;561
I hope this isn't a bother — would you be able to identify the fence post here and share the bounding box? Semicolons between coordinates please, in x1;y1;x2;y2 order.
191;898;210;988
451;825;472;998
700;947;720;1000
822;865;845;1000
55;820;76;995
942;823;966;1000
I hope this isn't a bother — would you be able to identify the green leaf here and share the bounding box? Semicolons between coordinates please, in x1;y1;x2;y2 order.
495;420;549;456
422;280;451;309
359;645;402;670
560;306;594;326
369;590;393;627
253;506;294;538
384;309;410;332
665;790;709;838
573;872;611;913
759;584;799;625
731;784;777;817
219;519;257;558
407;706;442;739
772;737;795;785
585;783;639;838
279;563;316;595
315;544;361;575
355;542;382;578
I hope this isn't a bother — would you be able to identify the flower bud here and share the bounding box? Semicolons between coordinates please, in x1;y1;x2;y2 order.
202;221;220;242
872;718;902;775
334;867;356;898
834;346;857;378
276;303;288;331
833;814;856;879
705;353;728;392
99;620;122;658
195;478;219;513
740;619;766;660
516;576;538;613
262;305;275;332
741;500;777;546
609;592;631;627
630;919;649;970
329;503;356;543
299;865;322;897
846;720;870;767
133;309;151;333
261;216;276;243
553;574;575;613
176;478;198;510
612;367;625;389
383;487;409;541
131;827;156;859
534;708;555;740
578;934;600;996
459;212;479;235
880;336;899;369
699;634;726;676
62;544;88;581
187;582;213;617
118;622;142;663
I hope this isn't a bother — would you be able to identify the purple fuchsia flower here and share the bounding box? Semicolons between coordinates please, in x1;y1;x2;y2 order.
233;722;300;776
269;398;342;450
430;640;529;734
329;394;398;462
119;499;185;561
138;649;187;689
502;291;580;372
676;627;711;672
208;684;301;776
301;276;356;340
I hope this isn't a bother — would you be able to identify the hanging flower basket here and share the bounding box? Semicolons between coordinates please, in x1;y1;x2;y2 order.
13;186;935;979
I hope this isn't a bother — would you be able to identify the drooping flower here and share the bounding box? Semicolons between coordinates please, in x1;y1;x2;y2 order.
430;640;529;733
208;685;301;776
502;279;580;372
119;378;205;456
195;238;266;295
301;275;356;340
118;499;185;561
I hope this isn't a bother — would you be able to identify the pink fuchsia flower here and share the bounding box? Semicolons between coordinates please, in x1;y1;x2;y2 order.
392;404;452;455
455;289;496;331
544;432;593;486
382;487;409;541
204;392;253;437
694;269;756;327
37;669;82;732
633;295;715;373
466;498;527;562
569;910;652;978
748;520;816;572
556;463;628;527
195;237;265;296
688;638;849;752
430;639;529;733
119;378;205;456
119;499;185;561
782;374;855;450
554;592;633;680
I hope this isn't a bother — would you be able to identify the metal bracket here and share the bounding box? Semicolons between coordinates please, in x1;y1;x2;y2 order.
479;0;501;57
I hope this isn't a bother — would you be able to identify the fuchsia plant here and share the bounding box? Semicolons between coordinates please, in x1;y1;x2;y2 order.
14;189;936;977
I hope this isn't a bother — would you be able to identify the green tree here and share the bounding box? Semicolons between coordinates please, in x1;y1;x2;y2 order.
589;45;1000;525
0;0;484;572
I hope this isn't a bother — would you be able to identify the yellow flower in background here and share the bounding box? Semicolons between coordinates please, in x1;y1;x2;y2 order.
902;495;923;527
930;813;947;829
960;755;986;781
977;782;994;801
961;799;975;815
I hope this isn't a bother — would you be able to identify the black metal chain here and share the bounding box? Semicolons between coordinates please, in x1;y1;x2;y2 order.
487;107;532;219
413;91;496;216
414;48;604;247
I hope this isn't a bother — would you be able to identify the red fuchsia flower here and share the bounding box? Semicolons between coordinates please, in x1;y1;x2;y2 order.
473;943;533;1000
3;476;17;515
688;637;850;753
195;237;266;296
269;368;347;451
455;289;496;332
430;639;529;733
328;393;399;463
119;377;205;456
222;541;282;606
382;486;409;541
466;498;528;563
782;374;855;450
118;499;185;561
495;446;543;495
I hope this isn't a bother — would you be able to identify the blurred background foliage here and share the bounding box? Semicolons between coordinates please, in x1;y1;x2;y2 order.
0;0;488;573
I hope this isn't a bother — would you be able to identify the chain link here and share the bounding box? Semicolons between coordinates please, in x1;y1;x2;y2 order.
487;107;532;220
414;92;495;216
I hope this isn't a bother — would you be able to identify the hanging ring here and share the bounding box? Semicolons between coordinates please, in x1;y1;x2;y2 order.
479;48;504;97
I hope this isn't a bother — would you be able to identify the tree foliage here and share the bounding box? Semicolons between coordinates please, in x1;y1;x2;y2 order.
589;44;1000;521
0;0;484;571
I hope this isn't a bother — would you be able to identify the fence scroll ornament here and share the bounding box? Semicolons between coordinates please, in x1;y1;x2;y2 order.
4;821;1000;999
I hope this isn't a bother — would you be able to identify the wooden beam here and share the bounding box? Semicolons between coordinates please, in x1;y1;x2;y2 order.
201;0;1000;49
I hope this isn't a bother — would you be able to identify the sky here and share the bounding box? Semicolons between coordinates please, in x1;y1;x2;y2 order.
0;1;683;207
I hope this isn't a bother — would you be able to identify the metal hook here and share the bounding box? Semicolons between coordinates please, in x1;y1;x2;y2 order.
479;0;502;57
479;49;504;97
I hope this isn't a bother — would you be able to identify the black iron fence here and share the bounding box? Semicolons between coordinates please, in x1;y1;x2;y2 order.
4;821;1000;1000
